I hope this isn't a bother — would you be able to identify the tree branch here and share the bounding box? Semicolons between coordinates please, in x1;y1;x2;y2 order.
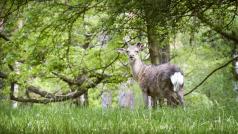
0;71;7;79
197;14;238;44
10;89;87;104
185;56;238;96
0;32;10;41
27;86;55;98
52;72;86;85
10;71;105;104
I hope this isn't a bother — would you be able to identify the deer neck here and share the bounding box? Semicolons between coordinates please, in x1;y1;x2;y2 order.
130;58;145;81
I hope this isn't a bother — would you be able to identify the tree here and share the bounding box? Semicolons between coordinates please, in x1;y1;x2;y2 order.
0;0;127;105
1;0;238;105
105;0;174;64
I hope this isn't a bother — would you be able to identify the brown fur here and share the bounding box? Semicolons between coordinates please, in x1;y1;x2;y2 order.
137;63;183;106
118;42;184;107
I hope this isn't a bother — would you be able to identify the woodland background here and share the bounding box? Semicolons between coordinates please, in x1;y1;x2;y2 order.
0;0;238;133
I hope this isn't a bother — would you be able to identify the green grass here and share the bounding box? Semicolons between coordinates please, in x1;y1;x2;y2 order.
0;101;238;134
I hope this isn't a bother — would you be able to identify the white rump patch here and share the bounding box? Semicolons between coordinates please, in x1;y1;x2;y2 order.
170;72;184;92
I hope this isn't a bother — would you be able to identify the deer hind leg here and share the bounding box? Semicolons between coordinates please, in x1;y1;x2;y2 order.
176;89;184;106
168;95;179;106
165;91;179;106
151;96;158;109
158;97;164;107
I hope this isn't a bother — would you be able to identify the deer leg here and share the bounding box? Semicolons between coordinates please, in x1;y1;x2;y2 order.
151;96;157;109
158;97;164;107
166;96;173;106
142;92;149;108
176;89;184;106
166;92;179;106
169;95;179;106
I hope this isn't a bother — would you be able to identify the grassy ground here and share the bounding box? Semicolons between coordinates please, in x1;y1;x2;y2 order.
0;101;238;134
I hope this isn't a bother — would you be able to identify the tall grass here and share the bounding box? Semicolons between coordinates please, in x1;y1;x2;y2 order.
0;101;238;134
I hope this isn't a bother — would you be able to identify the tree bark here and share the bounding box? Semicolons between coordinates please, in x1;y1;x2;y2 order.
146;24;160;64
10;71;107;104
84;91;89;106
144;0;171;64
11;62;21;108
146;24;170;64
11;88;87;104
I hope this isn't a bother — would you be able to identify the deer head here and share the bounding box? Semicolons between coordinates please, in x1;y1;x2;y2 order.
117;36;144;63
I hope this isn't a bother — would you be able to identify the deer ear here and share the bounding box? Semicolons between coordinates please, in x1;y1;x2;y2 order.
117;48;126;53
136;43;144;51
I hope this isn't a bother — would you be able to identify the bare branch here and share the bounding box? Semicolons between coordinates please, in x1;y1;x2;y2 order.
52;72;86;86
185;56;238;96
0;32;10;41
10;70;106;104
11;88;87;104
27;86;55;98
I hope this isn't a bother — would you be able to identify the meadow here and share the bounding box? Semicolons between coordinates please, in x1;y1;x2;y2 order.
0;100;238;134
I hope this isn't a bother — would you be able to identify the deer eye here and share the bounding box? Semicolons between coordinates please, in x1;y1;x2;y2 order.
135;50;139;53
126;50;129;53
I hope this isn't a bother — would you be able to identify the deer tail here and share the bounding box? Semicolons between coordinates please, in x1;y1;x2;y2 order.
170;72;184;92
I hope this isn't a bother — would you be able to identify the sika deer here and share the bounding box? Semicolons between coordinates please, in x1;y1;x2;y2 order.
117;37;184;108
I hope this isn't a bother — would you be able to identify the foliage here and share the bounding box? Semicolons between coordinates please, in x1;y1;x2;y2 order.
0;0;237;107
0;1;237;133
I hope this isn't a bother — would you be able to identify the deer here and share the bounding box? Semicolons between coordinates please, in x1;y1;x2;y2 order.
117;37;184;108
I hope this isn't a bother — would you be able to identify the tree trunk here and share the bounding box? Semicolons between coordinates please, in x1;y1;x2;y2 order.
144;0;170;64
12;84;19;108
232;49;238;101
12;62;21;108
83;91;89;106
74;91;89;106
146;24;170;64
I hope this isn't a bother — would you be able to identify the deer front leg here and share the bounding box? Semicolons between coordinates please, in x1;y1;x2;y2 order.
142;92;149;108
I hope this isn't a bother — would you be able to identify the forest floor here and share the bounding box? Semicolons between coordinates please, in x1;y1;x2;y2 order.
0;101;238;134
